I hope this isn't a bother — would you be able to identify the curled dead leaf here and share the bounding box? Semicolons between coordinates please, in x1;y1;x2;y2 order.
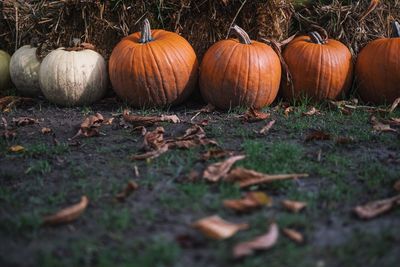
123;109;180;127
284;106;294;117
223;192;272;212
242;107;270;122
370;116;397;133
168;125;218;149
233;223;279;258
224;167;308;188
283;228;304;244
192;215;248;240
41;127;52;134
72;113;104;139
115;181;139;202
43;196;89;225
302;107;321;116
12;117;38;126
282;200;307;213
8;145;25;153
354;195;400;220
0;96;35;112
131;144;169;160
203;155;245;182
305;130;331;142
143;127;165;151
258;120;276;135
201;149;234;161
388;97;400;113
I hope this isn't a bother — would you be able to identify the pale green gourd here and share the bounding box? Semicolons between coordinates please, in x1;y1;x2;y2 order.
0;50;11;91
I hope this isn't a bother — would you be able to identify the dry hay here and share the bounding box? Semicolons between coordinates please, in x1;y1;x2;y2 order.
294;0;400;55
0;0;293;59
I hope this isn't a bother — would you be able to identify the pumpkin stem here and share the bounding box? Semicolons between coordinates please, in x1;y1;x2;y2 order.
309;31;326;45
231;25;252;45
392;21;400;38
140;18;153;43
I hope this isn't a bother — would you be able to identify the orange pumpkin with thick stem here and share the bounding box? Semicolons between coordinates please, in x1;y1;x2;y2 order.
356;21;400;104
282;30;353;101
109;19;198;107
199;25;281;110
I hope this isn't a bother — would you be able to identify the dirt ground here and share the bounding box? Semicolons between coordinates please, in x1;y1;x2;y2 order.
0;97;399;267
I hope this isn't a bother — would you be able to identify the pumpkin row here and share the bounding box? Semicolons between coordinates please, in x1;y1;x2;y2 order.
1;19;399;108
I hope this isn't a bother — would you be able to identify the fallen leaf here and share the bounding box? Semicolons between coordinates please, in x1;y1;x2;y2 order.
143;127;165;150
388;117;400;126
103;117;114;125
394;180;400;192
354;195;400;220
41;127;52;134
305;130;331;142
302;107;321;116
1;117;17;140
192;215;248;240
258;120;276;135
131;144;169;160
168;125;218;149
223;192;272;212
224;167;309;188
284;106;294;117
43;196;89;225
200;103;216;113
388;97;400;113
8;145;25;153
359;0;380;21
335;136;354;145
233;223;279;258
0;96;35;112
203;155;245;182
123;109;180;127
115;181;139;202
283;228;304;244
282;200;307;213
72;113;104;139
201;149;234;161
370;116;397;133
242;107;270;122
12;117;38;126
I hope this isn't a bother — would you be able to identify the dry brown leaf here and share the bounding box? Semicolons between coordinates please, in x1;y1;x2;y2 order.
388;117;400;126
233;223;279;258
302;107;321;116
223;192;272;212
115;181;139;202
354;195;400;220
143;127;165;150
394;180;400;192
282;200;307;213
72;113;104;139
284;106;294;117
168;125;218;149
203;155;245;182
8;145;25;153
12;117;38;126
0;96;35;112
305;130;331;142
370;116;397;133
224;167;308;188
201;103;216;113
388;97;400;113
123;109;180;127
283;228;304;244
41;127;52;134
359;0;380;20
192;215;248;240
243;107;270;122
103;117;114;125
43;196;89;225
258;120;276;135
131;144;169;160
201;149;234;161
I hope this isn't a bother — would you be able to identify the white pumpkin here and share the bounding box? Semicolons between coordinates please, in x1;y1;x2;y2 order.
10;45;41;96
0;50;11;91
39;48;108;106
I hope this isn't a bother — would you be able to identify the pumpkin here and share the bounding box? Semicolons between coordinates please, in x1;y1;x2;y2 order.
0;50;11;91
356;21;400;104
109;19;198;107
200;25;281;110
10;45;41;96
282;30;353;101
39;48;107;106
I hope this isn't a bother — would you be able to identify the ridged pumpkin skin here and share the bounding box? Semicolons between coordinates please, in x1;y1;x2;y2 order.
282;34;353;101
200;27;281;110
0;50;11;91
109;20;198;107
39;48;108;106
356;38;400;104
10;45;41;96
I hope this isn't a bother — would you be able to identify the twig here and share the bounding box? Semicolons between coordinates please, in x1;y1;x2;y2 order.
225;0;247;39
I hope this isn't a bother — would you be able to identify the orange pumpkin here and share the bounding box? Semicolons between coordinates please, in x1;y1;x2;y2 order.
356;21;400;104
199;25;281;110
109;19;198;107
282;30;353;101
